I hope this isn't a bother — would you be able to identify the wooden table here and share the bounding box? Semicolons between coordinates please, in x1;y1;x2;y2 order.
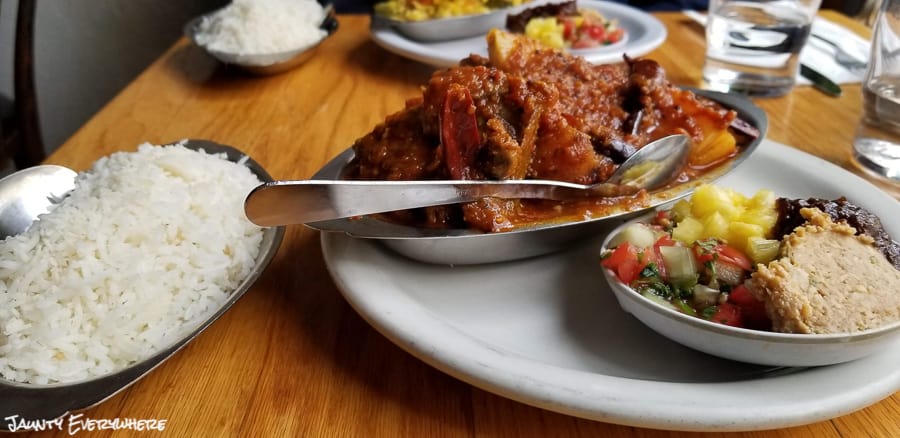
30;10;898;437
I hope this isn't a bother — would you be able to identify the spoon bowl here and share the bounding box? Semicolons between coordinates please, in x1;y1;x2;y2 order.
0;140;284;430
0;165;76;239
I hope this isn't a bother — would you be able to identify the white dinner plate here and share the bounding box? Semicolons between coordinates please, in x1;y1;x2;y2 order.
369;0;667;67
321;140;900;432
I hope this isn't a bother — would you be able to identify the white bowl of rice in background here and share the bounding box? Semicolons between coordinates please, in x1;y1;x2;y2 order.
186;0;338;74
0;140;284;387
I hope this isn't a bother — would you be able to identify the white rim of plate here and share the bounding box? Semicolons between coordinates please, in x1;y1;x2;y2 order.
321;139;900;432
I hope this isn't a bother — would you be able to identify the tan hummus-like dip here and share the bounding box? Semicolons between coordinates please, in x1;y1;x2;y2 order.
748;208;900;334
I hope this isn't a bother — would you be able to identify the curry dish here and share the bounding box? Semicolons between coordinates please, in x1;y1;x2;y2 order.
345;30;758;232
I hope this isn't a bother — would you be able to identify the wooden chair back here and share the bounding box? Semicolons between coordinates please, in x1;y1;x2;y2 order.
1;0;45;170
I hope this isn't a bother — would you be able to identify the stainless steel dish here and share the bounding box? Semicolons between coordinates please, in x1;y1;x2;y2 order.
372;9;508;42
371;0;545;42
308;89;768;265
0;140;285;430
600;211;900;367
185;1;338;75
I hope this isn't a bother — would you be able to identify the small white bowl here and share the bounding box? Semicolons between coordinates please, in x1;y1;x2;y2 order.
600;213;900;367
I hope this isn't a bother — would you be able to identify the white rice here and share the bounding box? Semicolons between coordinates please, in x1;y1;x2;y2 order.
0;143;265;384
195;0;327;55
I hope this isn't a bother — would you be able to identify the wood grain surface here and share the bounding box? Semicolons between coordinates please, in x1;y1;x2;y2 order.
19;11;898;437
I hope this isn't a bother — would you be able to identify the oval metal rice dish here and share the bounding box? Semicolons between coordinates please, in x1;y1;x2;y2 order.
0;139;285;429
308;89;767;265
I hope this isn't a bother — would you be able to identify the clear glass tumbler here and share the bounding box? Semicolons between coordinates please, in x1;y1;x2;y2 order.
703;0;822;97
853;0;900;183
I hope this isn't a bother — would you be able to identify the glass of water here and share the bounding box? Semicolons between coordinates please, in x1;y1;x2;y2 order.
853;0;900;184
703;0;822;97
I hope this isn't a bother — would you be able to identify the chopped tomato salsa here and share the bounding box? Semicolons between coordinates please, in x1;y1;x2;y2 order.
601;218;772;331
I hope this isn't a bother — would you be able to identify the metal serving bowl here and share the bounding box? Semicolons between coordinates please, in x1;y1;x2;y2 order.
371;1;538;42
600;212;900;367
185;1;338;75
307;89;768;265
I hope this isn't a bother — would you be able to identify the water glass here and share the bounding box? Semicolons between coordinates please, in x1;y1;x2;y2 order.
853;0;900;184
703;0;822;97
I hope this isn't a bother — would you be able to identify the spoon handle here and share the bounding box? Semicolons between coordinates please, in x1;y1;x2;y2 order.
243;179;623;227
243;134;688;227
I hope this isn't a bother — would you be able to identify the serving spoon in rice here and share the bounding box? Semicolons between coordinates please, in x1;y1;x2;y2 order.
0;164;77;239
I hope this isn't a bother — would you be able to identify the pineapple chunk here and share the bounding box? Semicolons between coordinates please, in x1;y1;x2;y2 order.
738;211;778;236
727;221;765;252
524;17;566;49
747;189;775;209
701;212;729;240
746;237;781;265
690;185;742;219
672;216;703;244
666;184;779;256
724;187;749;207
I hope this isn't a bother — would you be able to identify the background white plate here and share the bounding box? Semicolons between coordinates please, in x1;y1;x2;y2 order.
369;0;667;67
321;140;900;432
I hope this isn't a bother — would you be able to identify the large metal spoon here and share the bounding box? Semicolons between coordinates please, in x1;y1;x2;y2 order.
0;165;77;239
244;134;690;227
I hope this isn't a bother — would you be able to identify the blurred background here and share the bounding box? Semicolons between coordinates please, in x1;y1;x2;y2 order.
0;0;877;164
0;0;226;160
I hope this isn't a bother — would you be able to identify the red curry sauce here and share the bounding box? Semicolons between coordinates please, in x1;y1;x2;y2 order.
344;32;755;232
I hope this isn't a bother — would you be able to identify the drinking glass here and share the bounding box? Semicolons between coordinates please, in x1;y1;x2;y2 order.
853;0;900;184
703;0;822;97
